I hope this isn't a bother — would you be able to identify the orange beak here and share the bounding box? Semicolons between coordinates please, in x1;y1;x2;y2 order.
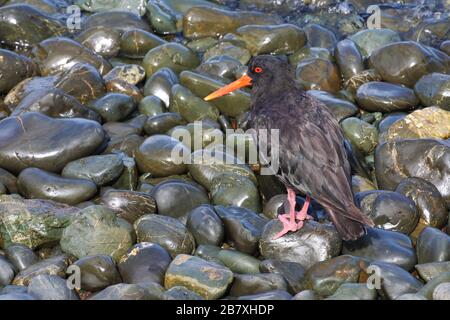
204;74;252;101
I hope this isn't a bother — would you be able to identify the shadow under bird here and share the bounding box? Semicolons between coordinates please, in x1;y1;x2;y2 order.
204;55;374;241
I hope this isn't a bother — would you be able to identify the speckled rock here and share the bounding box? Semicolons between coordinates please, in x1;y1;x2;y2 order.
60;205;133;262
164;254;233;300
375;139;450;206
100;190;156;224
0;195;80;249
385;107;450;142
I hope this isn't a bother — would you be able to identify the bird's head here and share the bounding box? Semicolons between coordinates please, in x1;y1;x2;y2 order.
204;55;292;101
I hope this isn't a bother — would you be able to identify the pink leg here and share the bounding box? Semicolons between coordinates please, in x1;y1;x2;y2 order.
272;188;299;240
296;196;314;225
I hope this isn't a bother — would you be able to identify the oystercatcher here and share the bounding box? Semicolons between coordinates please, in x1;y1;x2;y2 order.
205;55;374;240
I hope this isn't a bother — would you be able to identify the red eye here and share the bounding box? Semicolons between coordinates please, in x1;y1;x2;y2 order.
254;67;263;73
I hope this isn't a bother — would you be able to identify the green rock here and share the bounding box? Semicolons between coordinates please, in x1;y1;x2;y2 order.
120;29;166;58
349;28;401;58
304;255;362;297
138;95;166;116
76;0;147;16
60;205;133;262
325;283;377;300
62;154;124;187
211;173;262;213
235;24;306;55
415;261;450;282
188;150;256;190
203;42;251;65
0;195;80;249
341;117;379;155
289;47;332;66
143;43;199;77
417;272;450;299
170;84;220;122
135;135;190;177
414;73;450;110
164;254;233;300
183;6;279;39
181;70;251;117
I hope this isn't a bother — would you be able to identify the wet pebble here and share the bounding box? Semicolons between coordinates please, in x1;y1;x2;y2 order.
164;254;233;300
0;256;15;286
229;273;288;297
368;261;423;300
0;49;36;94
349;28;401;58
163;286;204;300
416;261;450;283
260;220;342;269
136;135;190;177
134;214;195;258
150;180;210;221
414;73;450;110
303;255;362;297
341;117;378;155
343;227;417;271
143;112;185;135
259;259;306;294
76;27;121;59
62;154;124;187
325;283;377;300
89;283;152;300
18;168;98;205
0;113;106;175
296;58;340;93
118;242;172;285
236;290;292;300
13;254;71;286
186;205;224;246
215;205;267;254
88;93;136;122
143;43;199;77
28;275;78;300
356;81;418;112
304;24;337;51
416;227;450;264
72;255;122;291
60;205;133;262
100;189;156;224
356;190;419;235
4;244;38;272
335;39;364;81
433;283;450;300
120;29;166;59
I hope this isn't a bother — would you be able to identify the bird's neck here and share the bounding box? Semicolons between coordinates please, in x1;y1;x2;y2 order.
251;76;299;104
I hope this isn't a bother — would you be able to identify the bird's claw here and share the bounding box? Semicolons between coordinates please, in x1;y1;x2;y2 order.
272;213;308;240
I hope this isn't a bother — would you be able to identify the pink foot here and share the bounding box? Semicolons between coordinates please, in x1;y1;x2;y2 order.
296;196;314;226
272;213;300;240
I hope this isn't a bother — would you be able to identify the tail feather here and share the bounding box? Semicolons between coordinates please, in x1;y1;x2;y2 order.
326;202;374;241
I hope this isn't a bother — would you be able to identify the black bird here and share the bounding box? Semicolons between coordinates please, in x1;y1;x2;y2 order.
205;55;374;241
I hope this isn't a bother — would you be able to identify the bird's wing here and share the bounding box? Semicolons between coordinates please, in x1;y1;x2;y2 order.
276;94;356;215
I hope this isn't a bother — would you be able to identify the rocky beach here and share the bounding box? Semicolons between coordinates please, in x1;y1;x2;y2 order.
0;0;449;301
